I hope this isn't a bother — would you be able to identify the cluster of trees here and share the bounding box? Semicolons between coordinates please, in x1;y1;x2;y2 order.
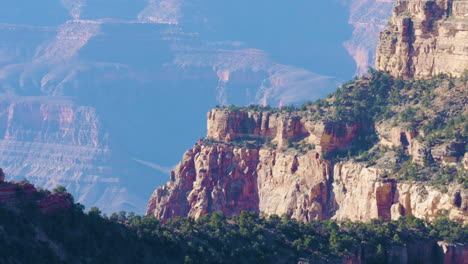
214;71;467;189
283;139;315;154
1;192;466;264
215;102;301;114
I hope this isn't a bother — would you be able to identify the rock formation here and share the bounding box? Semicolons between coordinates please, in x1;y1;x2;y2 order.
147;108;467;223
0;170;72;214
0;0;392;214
376;0;468;78
332;162;466;222
147;0;468;222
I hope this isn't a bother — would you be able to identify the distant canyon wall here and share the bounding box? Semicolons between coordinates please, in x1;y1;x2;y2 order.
0;0;398;213
345;0;395;75
0;96;156;213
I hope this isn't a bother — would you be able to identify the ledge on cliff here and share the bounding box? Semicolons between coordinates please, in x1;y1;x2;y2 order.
147;71;467;224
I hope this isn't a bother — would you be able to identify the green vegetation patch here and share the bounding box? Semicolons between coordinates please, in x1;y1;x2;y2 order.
1;199;467;264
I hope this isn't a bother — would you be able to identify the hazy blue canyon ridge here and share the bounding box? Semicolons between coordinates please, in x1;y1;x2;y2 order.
0;0;394;213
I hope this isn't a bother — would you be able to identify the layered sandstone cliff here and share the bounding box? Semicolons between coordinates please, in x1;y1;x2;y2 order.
376;0;468;78
147;109;467;223
147;0;467;225
332;162;466;222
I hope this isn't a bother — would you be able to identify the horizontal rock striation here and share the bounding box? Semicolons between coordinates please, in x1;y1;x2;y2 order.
147;0;468;225
0;96;154;213
376;0;468;78
147;109;467;223
207;109;359;153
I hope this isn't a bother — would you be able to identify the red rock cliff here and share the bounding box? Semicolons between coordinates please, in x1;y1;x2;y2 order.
147;109;467;223
147;0;467;224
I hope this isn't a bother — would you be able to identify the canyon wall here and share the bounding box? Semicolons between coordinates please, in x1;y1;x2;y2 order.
0;96;157;213
0;0;390;214
376;0;468;78
147;0;468;224
345;0;395;75
147;109;467;223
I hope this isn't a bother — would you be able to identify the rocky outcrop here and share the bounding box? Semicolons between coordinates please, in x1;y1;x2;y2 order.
147;109;467;223
376;0;468;78
0;179;72;214
37;193;73;214
376;122;428;164
207;109;359;153
332;161;467;223
148;109;361;220
147;143;260;220
146;140;333;221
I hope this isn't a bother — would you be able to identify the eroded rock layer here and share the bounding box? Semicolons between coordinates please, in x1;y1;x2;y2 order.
0;96;155;213
376;0;468;78
147;109;467;223
147;0;468;224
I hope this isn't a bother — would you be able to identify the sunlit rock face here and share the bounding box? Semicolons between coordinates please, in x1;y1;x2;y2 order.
376;0;468;78
147;109;467;223
0;0;393;213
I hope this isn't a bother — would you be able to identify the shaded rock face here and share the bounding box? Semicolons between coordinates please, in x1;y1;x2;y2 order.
0;180;72;214
146;142;332;221
147;109;467;223
147;143;260;220
376;0;468;78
